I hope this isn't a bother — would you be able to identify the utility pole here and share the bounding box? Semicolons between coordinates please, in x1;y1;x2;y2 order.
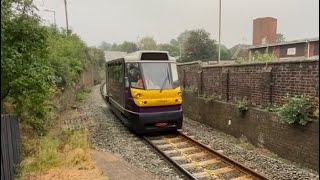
218;0;221;64
179;44;182;59
64;0;69;33
44;9;56;28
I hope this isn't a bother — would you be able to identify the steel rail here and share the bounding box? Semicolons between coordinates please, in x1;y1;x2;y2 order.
144;131;269;180
143;135;198;180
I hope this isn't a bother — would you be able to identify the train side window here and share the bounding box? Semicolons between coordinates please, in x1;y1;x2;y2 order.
110;65;113;81
113;64;118;82
107;64;110;81
118;63;123;83
127;63;143;89
112;64;116;82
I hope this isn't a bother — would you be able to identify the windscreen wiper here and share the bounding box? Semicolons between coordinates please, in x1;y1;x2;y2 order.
160;67;170;93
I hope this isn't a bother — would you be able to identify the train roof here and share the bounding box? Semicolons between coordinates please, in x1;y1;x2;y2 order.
107;51;176;63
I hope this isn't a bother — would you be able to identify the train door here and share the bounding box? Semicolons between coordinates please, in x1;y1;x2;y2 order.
119;60;125;108
108;60;125;111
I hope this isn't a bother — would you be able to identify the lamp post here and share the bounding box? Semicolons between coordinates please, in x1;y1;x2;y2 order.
44;9;56;28
218;0;221;64
64;0;69;33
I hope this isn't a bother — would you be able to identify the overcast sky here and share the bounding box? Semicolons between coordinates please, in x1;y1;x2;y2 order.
35;0;319;48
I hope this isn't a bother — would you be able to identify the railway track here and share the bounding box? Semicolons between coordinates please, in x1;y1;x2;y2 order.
100;83;268;180
143;131;269;180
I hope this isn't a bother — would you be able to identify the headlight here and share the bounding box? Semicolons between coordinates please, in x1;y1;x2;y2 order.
136;93;141;98
178;92;181;96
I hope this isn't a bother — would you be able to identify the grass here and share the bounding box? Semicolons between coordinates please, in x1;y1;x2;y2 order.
76;89;91;102
20;128;91;174
17;86;107;179
19;108;99;178
21;137;60;172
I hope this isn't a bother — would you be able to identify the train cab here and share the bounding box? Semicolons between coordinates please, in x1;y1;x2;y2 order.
104;51;183;134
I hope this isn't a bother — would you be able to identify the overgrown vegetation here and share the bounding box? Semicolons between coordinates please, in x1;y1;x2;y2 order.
276;95;312;125
1;1;105;178
21;128;92;173
202;93;222;102
1;0;104;135
235;51;276;64
76;89;91;102
236;98;251;114
183;85;198;94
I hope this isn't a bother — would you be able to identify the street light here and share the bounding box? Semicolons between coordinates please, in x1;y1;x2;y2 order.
64;0;69;33
218;0;221;64
44;9;56;28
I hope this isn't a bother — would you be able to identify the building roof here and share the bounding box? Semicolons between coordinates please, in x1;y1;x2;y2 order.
248;37;319;49
229;44;250;54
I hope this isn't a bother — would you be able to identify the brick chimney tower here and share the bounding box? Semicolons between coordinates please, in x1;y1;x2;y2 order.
252;17;277;45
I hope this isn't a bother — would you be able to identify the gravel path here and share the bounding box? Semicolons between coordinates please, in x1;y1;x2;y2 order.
78;85;319;180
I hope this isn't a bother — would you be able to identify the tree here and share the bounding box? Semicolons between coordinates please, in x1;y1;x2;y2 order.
1;0;99;134
117;41;138;53
177;30;191;45
1;0;56;133
111;43;119;51
219;45;232;60
170;39;179;46
99;41;112;50
138;36;157;50
276;33;286;43
158;44;180;57
182;29;216;62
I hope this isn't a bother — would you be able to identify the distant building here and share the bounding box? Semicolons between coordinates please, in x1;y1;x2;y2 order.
229;44;250;59
248;37;319;60
249;16;319;60
104;51;127;62
252;17;277;46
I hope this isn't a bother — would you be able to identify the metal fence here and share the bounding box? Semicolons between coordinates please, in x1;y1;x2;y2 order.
1;114;21;180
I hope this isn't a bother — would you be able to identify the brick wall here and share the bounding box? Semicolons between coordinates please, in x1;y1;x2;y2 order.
253;17;277;45
182;92;319;171
178;59;319;109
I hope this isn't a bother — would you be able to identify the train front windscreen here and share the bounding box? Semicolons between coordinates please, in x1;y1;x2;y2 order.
127;62;179;90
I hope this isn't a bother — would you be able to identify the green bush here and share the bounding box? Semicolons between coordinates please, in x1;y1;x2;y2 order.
202;93;221;102
1;0;105;135
235;51;276;64
277;95;312;125
237;98;251;114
